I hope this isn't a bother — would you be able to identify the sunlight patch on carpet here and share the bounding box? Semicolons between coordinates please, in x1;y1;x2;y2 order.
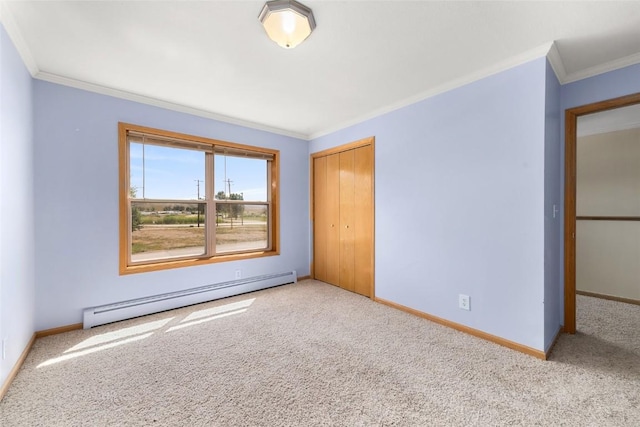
64;317;175;353
37;333;155;368
181;298;255;323
167;309;248;332
164;298;255;332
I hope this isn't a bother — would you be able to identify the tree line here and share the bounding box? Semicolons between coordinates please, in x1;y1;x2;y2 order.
130;187;246;232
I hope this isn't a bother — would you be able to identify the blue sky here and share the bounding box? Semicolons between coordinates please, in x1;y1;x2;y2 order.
130;143;267;201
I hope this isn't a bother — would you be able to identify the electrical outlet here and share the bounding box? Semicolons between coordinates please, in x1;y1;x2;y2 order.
459;294;470;311
235;270;242;280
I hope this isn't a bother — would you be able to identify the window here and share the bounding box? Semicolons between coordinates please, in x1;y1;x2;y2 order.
119;123;279;274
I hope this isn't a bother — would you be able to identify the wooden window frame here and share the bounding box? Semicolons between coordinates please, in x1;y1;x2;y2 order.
119;122;280;275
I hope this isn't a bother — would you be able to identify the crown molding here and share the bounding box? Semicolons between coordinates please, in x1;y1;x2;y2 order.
563;51;640;84
0;1;39;75
34;72;309;140
546;41;568;84
309;42;554;140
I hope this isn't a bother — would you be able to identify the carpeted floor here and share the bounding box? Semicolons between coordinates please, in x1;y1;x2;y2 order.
1;279;638;426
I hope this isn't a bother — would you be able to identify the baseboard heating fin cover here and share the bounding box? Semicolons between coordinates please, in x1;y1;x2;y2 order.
83;270;297;329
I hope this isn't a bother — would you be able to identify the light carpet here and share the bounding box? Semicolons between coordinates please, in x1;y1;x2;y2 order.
1;279;638;426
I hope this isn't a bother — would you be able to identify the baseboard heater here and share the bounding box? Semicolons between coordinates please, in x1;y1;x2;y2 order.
83;270;297;329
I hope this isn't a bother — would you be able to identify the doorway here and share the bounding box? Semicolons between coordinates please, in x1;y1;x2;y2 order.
564;92;640;333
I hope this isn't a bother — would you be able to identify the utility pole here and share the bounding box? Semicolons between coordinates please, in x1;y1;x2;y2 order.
225;179;234;228
225;179;233;197
195;179;204;227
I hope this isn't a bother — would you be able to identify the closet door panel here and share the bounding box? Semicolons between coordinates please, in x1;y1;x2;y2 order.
354;145;373;297
339;150;355;292
326;153;341;286
313;156;328;282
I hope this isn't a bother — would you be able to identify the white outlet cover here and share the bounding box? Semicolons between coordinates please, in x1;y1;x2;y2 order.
459;294;470;311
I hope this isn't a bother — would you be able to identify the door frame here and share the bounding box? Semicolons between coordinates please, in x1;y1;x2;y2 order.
310;137;375;297
564;92;640;333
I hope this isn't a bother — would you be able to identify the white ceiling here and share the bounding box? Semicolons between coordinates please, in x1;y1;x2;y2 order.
2;1;640;140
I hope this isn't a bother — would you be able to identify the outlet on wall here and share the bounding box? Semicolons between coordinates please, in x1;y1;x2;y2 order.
235;270;242;280
459;294;470;311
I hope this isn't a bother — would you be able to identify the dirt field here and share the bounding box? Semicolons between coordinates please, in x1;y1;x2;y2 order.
132;225;267;254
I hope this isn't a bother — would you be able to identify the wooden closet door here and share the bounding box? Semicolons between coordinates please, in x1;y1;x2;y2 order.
325;153;341;286
313;156;328;282
354;145;373;297
312;137;374;297
339;150;355;292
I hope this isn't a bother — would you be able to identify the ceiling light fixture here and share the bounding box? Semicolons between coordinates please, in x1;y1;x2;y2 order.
259;0;316;49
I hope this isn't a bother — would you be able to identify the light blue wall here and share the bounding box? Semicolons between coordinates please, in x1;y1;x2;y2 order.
0;23;35;386
562;62;640;111
33;81;310;330
311;58;550;350
544;59;562;350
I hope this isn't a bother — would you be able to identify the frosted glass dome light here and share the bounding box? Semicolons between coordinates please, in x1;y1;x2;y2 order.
259;0;316;49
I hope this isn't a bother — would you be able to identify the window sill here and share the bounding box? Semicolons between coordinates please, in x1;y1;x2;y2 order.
120;249;280;275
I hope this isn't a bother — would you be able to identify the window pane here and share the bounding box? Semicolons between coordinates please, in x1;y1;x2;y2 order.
215;203;268;253
130;143;205;200
131;202;206;262
214;154;267;202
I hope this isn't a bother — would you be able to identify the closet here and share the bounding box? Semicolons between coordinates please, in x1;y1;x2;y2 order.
312;138;374;297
